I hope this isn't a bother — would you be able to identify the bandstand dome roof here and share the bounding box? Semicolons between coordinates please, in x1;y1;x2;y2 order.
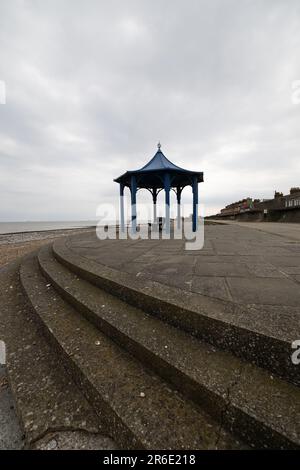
114;144;204;189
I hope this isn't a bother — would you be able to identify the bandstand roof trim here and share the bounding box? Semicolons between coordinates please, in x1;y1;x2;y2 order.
114;147;204;188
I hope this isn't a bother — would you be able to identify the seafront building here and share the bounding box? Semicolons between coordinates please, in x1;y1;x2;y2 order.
216;187;300;222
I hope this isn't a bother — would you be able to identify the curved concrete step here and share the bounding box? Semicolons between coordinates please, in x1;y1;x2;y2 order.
52;237;299;386
39;244;300;449
0;256;114;450
19;254;243;450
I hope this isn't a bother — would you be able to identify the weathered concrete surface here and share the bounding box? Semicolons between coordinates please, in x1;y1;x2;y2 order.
53;231;300;385
0;259;117;450
32;430;116;450
209;220;300;242
38;244;300;449
65;224;300;306
0;365;24;449
20;255;244;450
2;222;300;450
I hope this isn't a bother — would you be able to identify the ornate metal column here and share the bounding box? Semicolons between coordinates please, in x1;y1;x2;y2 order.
119;183;125;233
164;173;171;234
152;188;158;224
130;175;137;233
192;175;198;232
176;186;182;230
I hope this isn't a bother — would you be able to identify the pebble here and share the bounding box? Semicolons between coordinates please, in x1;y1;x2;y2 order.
45;439;57;450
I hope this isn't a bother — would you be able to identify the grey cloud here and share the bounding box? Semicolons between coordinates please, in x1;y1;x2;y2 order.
0;0;300;220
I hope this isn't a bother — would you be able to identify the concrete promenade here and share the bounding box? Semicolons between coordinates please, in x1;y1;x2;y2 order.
1;222;299;449
210;220;300;242
68;222;300;308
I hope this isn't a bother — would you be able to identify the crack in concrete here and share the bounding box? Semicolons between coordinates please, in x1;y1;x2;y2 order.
214;362;246;448
28;426;117;450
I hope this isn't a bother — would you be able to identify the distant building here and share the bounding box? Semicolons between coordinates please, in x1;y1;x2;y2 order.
284;187;300;208
215;187;300;222
220;197;255;216
255;188;300;211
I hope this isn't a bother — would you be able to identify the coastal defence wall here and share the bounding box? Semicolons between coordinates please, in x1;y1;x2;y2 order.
214;208;300;223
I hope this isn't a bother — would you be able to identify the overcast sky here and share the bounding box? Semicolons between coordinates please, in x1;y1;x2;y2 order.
0;0;300;221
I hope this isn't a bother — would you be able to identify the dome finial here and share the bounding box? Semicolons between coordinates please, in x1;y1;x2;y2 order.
157;141;161;150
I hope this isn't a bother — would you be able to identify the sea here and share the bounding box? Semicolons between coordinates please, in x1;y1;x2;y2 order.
0;221;97;235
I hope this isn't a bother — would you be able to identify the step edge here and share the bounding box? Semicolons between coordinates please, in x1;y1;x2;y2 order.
1;256;106;448
19;257;145;450
41;246;300;450
53;237;298;387
20;255;243;450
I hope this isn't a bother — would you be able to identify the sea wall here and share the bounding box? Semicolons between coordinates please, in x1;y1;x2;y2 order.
214;208;300;223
